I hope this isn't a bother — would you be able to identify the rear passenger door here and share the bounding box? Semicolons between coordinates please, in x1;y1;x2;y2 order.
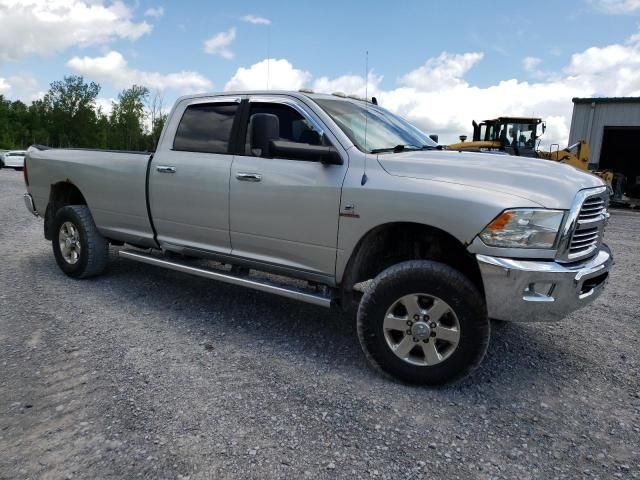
149;96;241;254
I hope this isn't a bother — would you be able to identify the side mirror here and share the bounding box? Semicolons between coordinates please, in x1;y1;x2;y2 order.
269;139;343;165
251;113;280;156
429;134;439;143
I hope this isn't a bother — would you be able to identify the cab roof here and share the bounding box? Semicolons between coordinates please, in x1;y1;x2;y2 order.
175;90;375;105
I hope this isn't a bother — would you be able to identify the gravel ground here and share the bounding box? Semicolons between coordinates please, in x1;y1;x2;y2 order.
1;168;638;480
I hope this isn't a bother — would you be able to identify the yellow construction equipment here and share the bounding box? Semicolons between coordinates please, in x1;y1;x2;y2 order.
447;116;544;156
446;116;613;186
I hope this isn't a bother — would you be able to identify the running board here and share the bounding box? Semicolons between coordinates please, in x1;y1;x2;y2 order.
118;249;333;308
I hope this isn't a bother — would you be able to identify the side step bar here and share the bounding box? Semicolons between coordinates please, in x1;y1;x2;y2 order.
118;249;333;308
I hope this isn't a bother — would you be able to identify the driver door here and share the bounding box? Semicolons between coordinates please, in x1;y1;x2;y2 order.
229;96;348;278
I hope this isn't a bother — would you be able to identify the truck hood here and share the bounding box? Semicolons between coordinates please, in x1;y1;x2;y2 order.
377;150;605;209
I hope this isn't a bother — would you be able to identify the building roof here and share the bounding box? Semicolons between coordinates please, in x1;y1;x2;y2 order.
573;97;640;105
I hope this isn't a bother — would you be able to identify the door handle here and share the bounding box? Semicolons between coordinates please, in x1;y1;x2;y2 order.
235;172;262;182
156;165;176;173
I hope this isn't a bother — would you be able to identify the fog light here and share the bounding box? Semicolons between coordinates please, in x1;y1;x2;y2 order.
523;282;556;302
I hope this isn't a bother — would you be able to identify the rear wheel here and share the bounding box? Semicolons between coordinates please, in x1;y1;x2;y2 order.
52;205;109;278
357;260;490;385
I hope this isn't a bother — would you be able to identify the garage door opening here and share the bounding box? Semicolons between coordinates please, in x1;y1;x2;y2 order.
599;127;640;198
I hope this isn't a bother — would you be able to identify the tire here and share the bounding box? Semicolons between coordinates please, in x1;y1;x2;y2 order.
52;205;109;278
357;260;489;385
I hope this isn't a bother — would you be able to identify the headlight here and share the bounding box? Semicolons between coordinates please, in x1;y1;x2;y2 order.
479;209;565;249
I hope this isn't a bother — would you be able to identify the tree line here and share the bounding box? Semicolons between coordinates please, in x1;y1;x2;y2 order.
0;76;167;152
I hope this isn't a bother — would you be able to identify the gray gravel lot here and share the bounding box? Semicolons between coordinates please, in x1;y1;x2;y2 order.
1;168;639;479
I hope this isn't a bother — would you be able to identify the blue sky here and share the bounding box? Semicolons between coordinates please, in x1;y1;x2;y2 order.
1;0;639;144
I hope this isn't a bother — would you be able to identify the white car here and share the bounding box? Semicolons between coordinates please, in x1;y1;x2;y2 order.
2;150;26;169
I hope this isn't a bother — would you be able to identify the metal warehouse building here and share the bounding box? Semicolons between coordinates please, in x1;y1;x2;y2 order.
569;97;640;197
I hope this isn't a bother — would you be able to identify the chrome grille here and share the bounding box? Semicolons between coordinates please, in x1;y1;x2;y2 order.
562;189;609;261
569;226;599;255
578;197;606;221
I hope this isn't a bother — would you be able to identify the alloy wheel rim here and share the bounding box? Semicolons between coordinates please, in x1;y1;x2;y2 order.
383;293;461;366
58;221;81;265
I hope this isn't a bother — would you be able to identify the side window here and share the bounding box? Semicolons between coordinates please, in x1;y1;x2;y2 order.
245;103;322;157
173;102;238;154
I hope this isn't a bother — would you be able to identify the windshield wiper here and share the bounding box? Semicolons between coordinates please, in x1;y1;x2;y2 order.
420;145;443;150
370;144;421;154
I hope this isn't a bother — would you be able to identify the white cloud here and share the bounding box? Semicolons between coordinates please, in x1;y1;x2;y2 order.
67;50;212;93
0;77;10;96
379;79;580;147
398;52;484;91
312;72;384;99
203;28;236;59
144;6;164;19
242;14;271;25
522;56;550;79
523;56;542;72
589;0;640;13
382;33;640;145
562;34;640;96
0;0;151;63
565;44;634;75
223;28;640;148
225;58;311;91
0;72;43;101
95;97;115;116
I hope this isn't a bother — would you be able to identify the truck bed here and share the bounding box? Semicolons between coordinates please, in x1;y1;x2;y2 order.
26;146;156;248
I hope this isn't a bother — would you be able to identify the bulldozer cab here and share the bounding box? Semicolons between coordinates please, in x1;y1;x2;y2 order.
473;117;544;156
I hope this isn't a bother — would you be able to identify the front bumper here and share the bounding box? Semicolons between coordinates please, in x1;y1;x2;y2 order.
477;244;612;322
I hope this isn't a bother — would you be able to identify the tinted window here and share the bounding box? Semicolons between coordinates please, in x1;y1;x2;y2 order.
174;102;238;154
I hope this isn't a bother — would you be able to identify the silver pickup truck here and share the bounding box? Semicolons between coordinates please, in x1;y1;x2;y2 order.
23;90;612;385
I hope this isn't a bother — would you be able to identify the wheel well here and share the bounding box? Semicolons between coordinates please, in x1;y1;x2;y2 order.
44;182;87;240
340;222;484;307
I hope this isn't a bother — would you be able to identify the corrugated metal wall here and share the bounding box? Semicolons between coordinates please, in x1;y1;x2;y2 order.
569;101;640;167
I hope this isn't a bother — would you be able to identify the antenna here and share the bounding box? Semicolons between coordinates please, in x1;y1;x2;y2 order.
361;51;369;186
266;26;271;90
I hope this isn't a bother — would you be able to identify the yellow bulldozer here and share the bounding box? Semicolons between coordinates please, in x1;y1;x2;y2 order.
446;116;613;186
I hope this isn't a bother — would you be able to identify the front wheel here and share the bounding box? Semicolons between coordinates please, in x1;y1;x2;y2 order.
357;260;490;385
52;205;109;278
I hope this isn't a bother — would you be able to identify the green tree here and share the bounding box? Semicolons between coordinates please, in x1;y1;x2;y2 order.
146;90;167;150
0;95;13;147
26;99;50;146
43;75;100;147
0;75;165;152
0;97;37;148
110;85;149;150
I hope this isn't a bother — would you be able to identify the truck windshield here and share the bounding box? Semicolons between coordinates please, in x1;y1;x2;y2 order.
314;98;438;153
